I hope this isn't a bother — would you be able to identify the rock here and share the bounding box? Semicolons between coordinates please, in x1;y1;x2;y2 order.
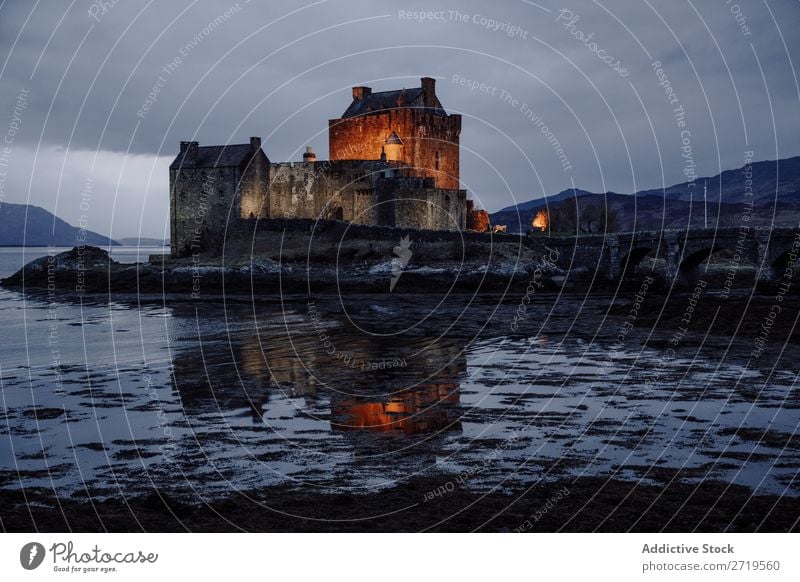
467;209;490;232
1;240;566;297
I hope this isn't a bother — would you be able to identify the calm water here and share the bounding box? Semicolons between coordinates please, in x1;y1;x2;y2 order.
0;246;798;500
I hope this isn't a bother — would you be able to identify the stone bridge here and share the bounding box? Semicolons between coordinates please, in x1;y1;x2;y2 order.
534;227;800;281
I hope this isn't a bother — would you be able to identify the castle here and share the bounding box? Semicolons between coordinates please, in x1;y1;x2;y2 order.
169;77;470;257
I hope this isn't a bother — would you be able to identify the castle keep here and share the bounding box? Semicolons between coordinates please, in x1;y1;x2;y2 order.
170;77;469;257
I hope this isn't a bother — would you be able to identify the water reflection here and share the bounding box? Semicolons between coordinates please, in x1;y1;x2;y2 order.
332;382;461;435
169;300;467;439
2;290;798;499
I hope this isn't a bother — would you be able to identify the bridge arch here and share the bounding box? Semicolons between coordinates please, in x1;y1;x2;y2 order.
619;247;656;276
678;245;726;279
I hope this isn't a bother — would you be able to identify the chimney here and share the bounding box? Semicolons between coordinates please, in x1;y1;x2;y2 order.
352;86;372;100
421;77;436;107
303;145;316;163
250;136;262;151
179;141;198;161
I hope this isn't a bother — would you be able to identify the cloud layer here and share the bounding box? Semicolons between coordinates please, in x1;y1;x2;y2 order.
1;0;799;237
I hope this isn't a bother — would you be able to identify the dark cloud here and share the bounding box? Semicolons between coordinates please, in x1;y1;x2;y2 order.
1;0;799;236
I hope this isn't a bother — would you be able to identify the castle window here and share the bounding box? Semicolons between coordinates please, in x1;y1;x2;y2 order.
445;194;450;204
435;151;441;171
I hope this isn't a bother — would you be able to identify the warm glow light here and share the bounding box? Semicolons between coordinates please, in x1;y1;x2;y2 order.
532;210;548;231
333;383;460;435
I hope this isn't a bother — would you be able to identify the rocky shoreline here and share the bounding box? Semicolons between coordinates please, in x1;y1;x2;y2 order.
0;243;567;296
2;240;797;302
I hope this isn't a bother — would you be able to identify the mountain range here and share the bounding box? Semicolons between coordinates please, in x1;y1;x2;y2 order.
490;156;800;233
0;203;119;246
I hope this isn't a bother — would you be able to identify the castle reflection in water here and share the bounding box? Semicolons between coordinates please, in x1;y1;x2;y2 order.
169;300;466;438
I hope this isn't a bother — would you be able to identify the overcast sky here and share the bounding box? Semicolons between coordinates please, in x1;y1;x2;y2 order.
1;0;799;239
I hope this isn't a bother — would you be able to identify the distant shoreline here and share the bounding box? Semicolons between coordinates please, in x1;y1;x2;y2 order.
0;244;168;248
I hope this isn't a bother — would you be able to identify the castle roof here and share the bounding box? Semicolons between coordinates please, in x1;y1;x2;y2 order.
272;159;402;172
385;132;403;145
169;143;258;170
341;87;445;118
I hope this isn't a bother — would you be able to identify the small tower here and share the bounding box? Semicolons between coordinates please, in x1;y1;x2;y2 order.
384;132;403;161
303;145;317;163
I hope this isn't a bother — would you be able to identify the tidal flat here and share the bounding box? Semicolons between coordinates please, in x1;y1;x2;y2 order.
1;283;798;531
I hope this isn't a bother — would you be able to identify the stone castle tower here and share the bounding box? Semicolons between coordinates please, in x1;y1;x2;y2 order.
328;77;461;190
169;77;469;257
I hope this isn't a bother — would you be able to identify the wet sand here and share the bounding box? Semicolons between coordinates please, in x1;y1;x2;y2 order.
2;476;798;532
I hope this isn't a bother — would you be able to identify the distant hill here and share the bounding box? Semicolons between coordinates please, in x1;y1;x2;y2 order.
495;188;595;213
636;156;800;203
491;156;800;233
0;203;119;246
116;237;169;246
